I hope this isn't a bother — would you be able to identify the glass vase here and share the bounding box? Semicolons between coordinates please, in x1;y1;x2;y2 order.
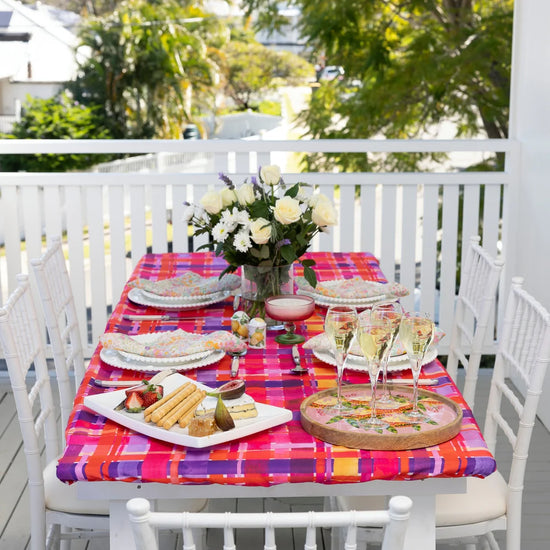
241;264;294;326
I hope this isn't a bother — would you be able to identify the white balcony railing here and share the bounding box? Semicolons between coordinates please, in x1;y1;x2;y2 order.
0;138;518;357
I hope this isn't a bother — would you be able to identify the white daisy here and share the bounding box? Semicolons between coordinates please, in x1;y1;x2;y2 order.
181;204;195;223
212;221;231;243
236;209;251;227
221;207;239;232
233;230;252;253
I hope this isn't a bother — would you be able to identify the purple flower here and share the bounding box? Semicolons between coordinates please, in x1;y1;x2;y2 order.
218;172;234;189
276;239;291;249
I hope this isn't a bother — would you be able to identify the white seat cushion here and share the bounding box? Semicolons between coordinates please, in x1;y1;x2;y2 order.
435;470;507;526
45;460;208;515
336;471;507;528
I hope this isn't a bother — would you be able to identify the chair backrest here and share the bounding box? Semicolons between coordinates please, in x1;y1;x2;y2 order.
483;276;550;550
31;235;85;432
446;235;504;410
126;496;412;550
0;274;60;548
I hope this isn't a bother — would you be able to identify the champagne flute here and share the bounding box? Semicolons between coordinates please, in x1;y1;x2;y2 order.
399;311;435;420
357;312;392;428
371;301;403;404
324;305;359;413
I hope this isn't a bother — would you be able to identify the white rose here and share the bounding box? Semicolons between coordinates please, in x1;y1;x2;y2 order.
312;200;338;227
309;193;332;208
220;187;237;208
273;196;302;225
260;165;281;186
249;218;272;244
200;191;223;215
236;183;255;206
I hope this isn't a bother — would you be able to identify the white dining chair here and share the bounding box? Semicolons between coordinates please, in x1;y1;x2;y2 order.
126;495;412;550
446;235;504;411
0;274;109;550
333;276;550;550
30;236;86;434
0;274;209;550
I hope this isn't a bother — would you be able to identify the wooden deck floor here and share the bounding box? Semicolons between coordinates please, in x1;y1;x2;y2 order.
1;369;549;549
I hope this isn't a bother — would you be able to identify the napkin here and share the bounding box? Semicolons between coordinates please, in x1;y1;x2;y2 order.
129;271;241;298
295;276;409;300
304;327;446;357
100;329;247;357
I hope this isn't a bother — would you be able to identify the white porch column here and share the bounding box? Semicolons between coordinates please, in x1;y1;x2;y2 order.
508;0;550;427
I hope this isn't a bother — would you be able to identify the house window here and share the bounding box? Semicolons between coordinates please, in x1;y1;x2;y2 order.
0;11;12;27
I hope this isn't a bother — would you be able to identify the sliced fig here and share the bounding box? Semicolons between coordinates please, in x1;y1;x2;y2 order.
215;379;246;400
214;394;235;431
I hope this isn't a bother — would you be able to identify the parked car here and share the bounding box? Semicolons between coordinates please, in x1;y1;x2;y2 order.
318;65;345;82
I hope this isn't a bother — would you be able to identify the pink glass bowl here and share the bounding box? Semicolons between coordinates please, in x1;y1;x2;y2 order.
265;295;315;321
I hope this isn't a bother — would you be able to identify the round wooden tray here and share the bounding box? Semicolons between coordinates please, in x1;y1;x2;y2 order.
300;384;463;450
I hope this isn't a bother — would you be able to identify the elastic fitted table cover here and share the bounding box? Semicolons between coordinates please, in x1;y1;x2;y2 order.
57;252;496;487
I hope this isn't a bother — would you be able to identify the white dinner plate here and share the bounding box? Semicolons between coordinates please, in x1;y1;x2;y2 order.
141;289;227;303
312;346;438;373
83;373;293;448
128;288;230;310
100;347;225;372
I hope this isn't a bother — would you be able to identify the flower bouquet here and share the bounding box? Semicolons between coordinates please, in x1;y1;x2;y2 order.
183;165;338;318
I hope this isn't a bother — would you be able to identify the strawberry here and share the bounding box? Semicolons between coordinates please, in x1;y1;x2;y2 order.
125;383;149;397
142;384;164;408
124;391;144;413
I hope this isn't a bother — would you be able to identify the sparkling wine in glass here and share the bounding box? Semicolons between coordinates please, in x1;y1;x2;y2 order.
371;301;403;404
399;311;435;420
324;305;359;413
357;312;392;428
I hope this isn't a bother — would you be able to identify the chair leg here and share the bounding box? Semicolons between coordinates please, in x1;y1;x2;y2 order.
46;523;60;550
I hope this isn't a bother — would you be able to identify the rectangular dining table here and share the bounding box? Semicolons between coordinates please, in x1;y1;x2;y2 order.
57;251;496;550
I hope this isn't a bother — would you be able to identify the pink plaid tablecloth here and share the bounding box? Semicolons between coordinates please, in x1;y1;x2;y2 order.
57;252;496;487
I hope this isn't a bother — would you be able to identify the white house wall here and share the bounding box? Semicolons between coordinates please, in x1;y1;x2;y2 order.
0;0;78;116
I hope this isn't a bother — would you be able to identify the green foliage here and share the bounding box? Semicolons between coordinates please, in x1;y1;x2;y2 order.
223;36;314;111
70;0;226;139
242;0;513;172
0;93;112;172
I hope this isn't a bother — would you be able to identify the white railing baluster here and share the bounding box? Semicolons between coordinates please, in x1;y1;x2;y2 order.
439;184;460;335
43;185;62;237
130;183;147;269
151;183;168;254
87;184;107;343
419;184;439;317
65;185;87;349
380;183;398;281
108;183;127;302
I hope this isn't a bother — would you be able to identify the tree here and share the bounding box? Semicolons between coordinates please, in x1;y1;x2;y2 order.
0;93;112;172
242;0;513;171
223;37;314;110
70;0;226;139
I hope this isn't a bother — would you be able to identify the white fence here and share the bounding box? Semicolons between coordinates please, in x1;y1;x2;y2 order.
0;138;518;356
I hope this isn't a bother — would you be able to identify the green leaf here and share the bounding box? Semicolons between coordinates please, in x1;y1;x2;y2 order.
285;183;300;198
303;265;317;288
280;244;295;264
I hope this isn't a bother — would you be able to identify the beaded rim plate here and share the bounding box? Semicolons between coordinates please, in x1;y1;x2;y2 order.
99;347;225;372
140;289;227;303
128;288;230;309
312;347;438;373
